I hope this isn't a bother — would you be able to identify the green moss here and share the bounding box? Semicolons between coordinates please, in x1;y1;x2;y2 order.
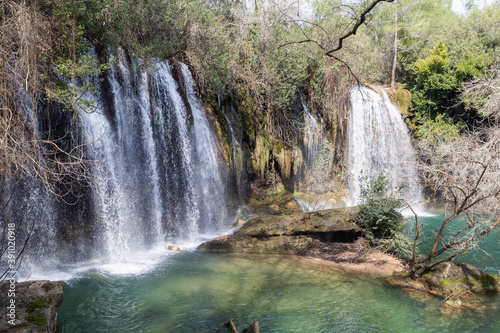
237;89;256;141
25;311;47;326
387;88;412;119
473;274;499;284
274;142;283;155
440;278;454;287
26;299;48;313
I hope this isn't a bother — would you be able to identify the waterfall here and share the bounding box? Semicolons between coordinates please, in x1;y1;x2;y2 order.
301;98;324;168
181;63;227;234
2;54;228;277
347;86;423;208
81;56;228;261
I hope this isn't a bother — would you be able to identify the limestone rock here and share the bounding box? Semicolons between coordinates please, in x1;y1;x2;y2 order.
198;207;361;254
284;199;301;212
237;206;361;237
166;245;181;251
0;280;66;333
198;234;315;254
233;219;246;227
424;262;500;294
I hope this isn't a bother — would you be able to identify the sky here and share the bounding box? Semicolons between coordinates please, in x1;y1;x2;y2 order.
452;0;496;15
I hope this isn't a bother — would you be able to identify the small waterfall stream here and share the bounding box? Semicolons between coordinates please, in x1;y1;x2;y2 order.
347;86;423;208
301;98;324;168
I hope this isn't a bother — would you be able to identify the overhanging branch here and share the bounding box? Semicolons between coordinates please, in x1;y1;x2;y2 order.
325;0;395;57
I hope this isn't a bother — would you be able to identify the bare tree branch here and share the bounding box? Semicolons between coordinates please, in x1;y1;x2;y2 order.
324;0;395;56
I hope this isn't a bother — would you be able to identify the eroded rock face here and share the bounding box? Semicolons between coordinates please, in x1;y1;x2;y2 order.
198;207;361;254
0;280;66;333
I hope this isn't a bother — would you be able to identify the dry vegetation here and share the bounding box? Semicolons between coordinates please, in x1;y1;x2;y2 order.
0;1;93;201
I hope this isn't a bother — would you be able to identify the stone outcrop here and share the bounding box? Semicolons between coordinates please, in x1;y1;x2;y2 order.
423;262;500;294
0;280;66;333
198;207;361;254
388;262;500;296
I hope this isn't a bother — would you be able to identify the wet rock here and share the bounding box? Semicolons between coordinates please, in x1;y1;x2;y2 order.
166;245;181;251
198;234;315;254
237;206;360;237
0;280;66;333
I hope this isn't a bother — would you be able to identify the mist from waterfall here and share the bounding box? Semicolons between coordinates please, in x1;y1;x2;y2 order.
347;86;424;209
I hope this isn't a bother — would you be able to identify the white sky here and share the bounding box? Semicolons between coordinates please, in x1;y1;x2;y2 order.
452;0;496;15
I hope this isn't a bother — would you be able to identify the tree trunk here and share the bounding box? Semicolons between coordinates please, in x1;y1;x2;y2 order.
390;0;398;91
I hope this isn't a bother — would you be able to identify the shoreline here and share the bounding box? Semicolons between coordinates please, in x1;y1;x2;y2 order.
296;250;407;277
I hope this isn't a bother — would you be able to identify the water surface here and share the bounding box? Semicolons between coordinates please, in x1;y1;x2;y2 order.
58;252;500;333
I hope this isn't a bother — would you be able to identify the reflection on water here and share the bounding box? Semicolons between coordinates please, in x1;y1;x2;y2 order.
58;252;500;333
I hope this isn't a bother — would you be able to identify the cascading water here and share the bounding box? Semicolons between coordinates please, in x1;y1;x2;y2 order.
81;55;228;260
181;63;227;234
2;53;229;278
347;86;423;208
295;98;339;212
301;97;324;168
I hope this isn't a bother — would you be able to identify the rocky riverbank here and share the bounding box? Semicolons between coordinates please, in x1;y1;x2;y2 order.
0;280;65;332
199;206;500;296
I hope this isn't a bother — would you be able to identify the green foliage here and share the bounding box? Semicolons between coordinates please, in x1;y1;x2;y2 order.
375;232;412;257
416;114;464;143
48;54;111;111
408;42;459;128
455;55;488;81
357;174;404;240
414;42;449;85
357;174;412;257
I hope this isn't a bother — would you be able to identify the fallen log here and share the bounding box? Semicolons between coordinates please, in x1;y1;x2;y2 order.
217;319;260;333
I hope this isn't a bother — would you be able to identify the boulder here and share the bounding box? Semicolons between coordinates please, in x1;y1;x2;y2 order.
198;207;361;254
236;206;360;238
423;262;500;294
166;245;181;251
198;234;315;254
0;280;66;333
284;199;301;212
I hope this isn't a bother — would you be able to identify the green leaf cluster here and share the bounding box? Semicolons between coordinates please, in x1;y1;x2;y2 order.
357;174;410;257
357;174;404;240
408;42;458;122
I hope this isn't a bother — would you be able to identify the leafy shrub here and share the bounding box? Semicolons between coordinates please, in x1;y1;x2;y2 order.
357;174;404;239
357;175;411;257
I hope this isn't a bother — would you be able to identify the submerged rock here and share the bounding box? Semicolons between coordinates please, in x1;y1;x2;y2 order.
0;280;66;333
198;207;361;254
